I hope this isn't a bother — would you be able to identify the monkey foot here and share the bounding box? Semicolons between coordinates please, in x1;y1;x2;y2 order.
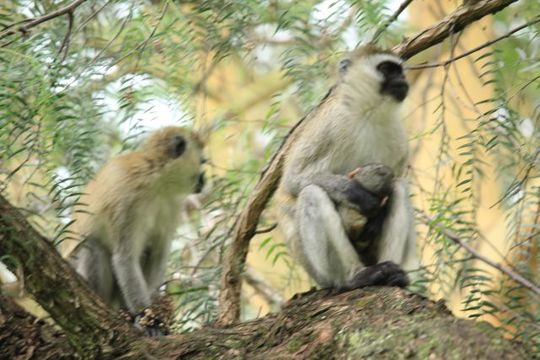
348;261;409;289
134;308;169;337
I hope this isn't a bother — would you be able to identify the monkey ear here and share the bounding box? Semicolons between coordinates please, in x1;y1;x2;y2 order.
338;58;352;75
170;135;187;158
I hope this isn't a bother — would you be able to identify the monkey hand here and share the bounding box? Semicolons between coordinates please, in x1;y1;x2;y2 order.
348;261;409;289
347;167;362;179
134;308;169;337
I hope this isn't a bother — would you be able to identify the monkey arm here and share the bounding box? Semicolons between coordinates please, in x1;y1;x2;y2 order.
284;170;382;217
112;244;152;314
143;240;172;298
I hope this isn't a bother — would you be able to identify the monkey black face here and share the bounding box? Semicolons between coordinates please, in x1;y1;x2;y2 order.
377;61;409;102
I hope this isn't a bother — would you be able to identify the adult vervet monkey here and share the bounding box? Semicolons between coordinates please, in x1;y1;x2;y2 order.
65;126;206;335
277;45;418;290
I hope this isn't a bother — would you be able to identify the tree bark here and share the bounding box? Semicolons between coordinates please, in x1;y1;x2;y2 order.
0;286;528;359
0;295;72;359
0;195;140;358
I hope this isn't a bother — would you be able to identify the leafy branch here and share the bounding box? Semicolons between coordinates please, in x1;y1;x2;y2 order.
0;0;87;44
418;211;540;295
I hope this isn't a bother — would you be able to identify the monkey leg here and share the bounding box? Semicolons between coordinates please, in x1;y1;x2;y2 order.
74;239;114;303
297;184;410;289
296;184;364;288
377;179;419;272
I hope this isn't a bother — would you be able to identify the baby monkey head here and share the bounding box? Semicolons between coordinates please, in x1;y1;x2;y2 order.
349;163;394;196
141;126;206;193
338;44;409;104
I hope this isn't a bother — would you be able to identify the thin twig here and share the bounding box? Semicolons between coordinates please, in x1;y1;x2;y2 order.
372;0;414;42
419;212;540;295
407;17;540;70
254;223;278;235
0;0;87;41
244;267;283;307
57;11;74;63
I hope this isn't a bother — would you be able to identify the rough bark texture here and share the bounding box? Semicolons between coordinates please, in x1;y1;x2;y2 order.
0;195;140;358
1;287;528;359
393;0;519;59
0;295;72;359
157;287;528;359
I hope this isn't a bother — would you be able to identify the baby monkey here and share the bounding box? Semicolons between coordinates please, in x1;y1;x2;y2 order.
338;163;394;241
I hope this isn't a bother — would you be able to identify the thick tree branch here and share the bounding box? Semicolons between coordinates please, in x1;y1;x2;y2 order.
393;0;519;59
0;194;140;358
407;16;540;70
1;287;527;358
217;0;523;325
0;295;72;359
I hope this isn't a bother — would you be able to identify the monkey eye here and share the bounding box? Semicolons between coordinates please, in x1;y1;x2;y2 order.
376;61;403;77
170;135;187;158
338;58;352;75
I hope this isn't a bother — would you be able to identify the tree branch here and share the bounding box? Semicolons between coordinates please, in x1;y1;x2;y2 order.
418;212;540;295
372;0;414;42
0;0;87;42
407;16;540;70
0;295;73;358
244;267;284;307
217;0;523;325
2;287;526;358
0;194;139;357
393;0;519;59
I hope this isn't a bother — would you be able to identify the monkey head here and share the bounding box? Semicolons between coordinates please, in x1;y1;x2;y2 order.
337;45;409;108
348;163;394;197
140;126;206;194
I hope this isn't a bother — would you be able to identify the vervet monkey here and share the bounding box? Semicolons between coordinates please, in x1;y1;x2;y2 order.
65;126;205;334
277;45;418;290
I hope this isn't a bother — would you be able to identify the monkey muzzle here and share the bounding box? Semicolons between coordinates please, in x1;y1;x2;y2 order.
381;77;409;102
195;171;205;193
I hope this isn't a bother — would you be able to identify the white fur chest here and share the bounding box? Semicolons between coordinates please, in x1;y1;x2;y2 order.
329;106;407;175
135;193;183;245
